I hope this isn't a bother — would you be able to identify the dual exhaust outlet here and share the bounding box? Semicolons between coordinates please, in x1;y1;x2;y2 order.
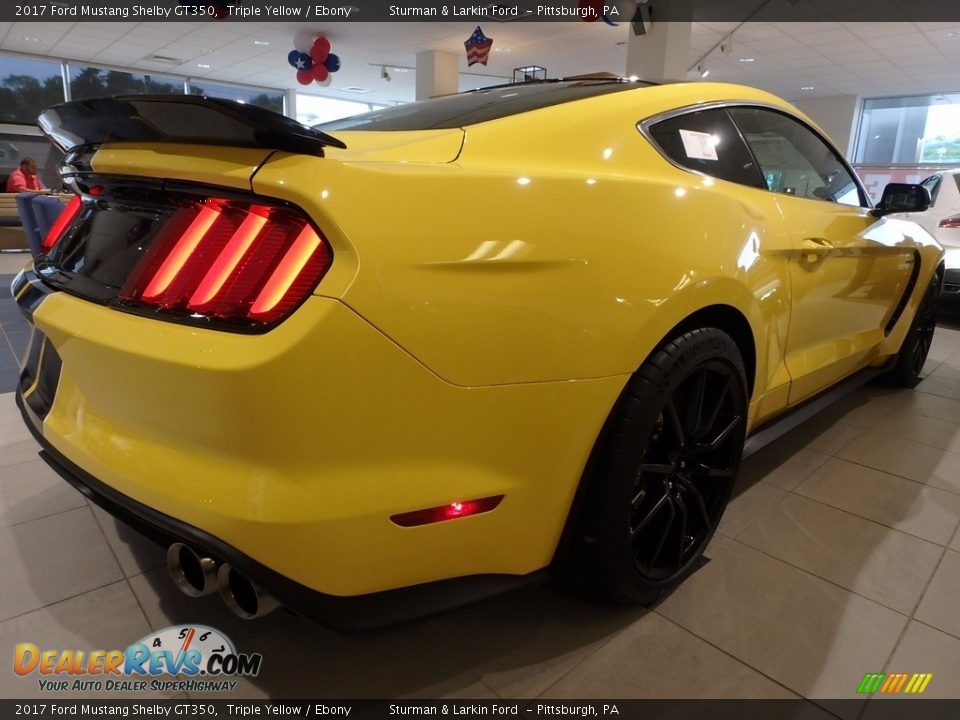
166;543;278;620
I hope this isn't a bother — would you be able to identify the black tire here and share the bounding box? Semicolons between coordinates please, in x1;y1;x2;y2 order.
887;266;942;388
561;327;748;605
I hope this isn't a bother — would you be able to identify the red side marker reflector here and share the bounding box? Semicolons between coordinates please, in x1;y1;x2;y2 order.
41;195;83;253
141;205;221;301
390;495;505;528
188;210;268;308
249;223;322;318
938;216;960;229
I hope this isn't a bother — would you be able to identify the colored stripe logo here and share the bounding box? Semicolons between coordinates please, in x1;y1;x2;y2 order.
857;672;933;694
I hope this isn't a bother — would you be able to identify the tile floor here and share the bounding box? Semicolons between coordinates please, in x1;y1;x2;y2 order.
1;265;959;701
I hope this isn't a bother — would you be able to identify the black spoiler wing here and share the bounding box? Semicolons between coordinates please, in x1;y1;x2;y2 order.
37;95;347;156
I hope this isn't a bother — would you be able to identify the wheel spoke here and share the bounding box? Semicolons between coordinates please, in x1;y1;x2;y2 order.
689;370;708;438
664;400;686;445
646;498;676;569
631;491;670;536
691;414;742;456
700;375;731;441
675;474;712;529
640;463;675;476
674;494;689;564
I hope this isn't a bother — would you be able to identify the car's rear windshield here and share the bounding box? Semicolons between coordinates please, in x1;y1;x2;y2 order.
317;80;652;132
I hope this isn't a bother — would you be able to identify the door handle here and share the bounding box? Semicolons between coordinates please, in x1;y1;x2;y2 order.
801;237;834;262
801;237;834;251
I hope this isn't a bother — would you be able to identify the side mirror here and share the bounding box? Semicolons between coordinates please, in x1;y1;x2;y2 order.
871;183;931;217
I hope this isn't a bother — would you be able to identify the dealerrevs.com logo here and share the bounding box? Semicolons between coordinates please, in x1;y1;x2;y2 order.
13;625;262;693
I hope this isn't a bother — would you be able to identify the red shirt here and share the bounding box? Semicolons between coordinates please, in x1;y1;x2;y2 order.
6;167;44;192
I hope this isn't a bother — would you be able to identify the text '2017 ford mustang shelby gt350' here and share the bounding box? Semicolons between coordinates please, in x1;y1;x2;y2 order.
12;80;942;629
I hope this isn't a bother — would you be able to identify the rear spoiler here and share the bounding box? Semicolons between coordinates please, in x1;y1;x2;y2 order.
37;95;347;156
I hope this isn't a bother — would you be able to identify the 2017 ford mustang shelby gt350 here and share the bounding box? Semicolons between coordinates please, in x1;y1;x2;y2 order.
13;80;942;629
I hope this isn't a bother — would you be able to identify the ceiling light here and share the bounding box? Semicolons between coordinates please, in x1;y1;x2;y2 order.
253;40;270;46
494;47;511;53
801;85;815;90
197;63;211;69
22;36;40;42
947;31;960;37
698;64;710;78
739;57;755;63
628;75;639;82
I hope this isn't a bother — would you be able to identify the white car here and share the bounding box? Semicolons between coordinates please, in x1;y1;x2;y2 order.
902;170;960;300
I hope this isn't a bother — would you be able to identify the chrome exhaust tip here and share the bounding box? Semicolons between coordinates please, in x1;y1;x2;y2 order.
166;543;218;597
217;564;278;620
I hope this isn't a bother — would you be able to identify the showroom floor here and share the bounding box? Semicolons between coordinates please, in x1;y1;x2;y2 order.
1;250;960;704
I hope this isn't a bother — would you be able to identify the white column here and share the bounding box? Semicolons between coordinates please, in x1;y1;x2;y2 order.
794;95;861;156
625;21;692;83
415;50;460;101
285;89;298;121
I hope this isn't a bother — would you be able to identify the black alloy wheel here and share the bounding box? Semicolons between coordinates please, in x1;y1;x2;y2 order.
889;265;942;388
630;360;743;581
563;327;748;604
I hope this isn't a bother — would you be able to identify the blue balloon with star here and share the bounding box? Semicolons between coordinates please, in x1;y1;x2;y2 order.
287;50;313;71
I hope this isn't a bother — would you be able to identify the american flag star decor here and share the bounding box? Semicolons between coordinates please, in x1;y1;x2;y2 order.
464;26;493;66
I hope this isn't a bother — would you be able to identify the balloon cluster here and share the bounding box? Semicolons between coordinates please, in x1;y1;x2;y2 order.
287;33;342;87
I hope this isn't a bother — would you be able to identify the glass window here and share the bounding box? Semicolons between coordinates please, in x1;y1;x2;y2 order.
0;130;65;191
296;94;374;125
646;108;765;188
319;80;648;131
188;81;283;114
728;107;865;207
0;54;66;125
68;65;182;101
855;94;960;165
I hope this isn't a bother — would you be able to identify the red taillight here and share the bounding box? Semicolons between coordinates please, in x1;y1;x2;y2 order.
41;195;83;253
938;215;960;229
120;199;332;326
389;495;505;528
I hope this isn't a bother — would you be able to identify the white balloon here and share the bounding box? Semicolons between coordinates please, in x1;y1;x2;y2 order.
316;75;333;87
294;30;316;54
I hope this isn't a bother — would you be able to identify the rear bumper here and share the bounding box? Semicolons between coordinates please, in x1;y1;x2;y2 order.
11;269;625;620
17;393;544;631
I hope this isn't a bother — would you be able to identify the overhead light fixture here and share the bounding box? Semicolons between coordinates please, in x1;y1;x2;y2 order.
698;64;710;78
801;85;815;90
628;75;639;82
22;36;40;42
253;40;270;46
947;31;960;37
197;63;211;69
380;66;391;82
739;57;755;63
494;47;511;53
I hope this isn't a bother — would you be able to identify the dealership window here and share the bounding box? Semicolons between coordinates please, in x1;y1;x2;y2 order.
0;55;66;125
188;81;284;113
296;94;385;125
68;65;183;101
854;94;960;165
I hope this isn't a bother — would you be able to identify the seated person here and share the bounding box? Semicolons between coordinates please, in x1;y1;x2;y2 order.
6;157;47;193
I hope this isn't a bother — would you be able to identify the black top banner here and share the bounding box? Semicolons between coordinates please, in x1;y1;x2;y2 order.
4;0;960;23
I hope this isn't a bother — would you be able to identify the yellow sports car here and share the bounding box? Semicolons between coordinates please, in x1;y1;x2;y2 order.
14;80;942;629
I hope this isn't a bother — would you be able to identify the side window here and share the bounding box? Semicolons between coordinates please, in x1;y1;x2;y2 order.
727;107;866;207
646;108;765;189
921;175;942;205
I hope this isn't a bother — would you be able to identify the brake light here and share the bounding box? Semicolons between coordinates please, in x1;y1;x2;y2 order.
120;199;332;326
389;495;505;527
938;215;960;229
41;196;82;253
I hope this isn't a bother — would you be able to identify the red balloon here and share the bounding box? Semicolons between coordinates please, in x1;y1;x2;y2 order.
311;64;329;82
296;69;313;85
310;37;331;64
577;0;602;21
